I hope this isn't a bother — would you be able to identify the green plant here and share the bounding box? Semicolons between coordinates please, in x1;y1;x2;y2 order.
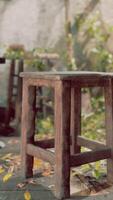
86;13;113;71
81;94;106;179
36;116;54;137
82;95;105;142
25;58;46;71
74;11;113;71
4;44;25;59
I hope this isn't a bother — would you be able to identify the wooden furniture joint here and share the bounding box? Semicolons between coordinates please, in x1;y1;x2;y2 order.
20;71;113;199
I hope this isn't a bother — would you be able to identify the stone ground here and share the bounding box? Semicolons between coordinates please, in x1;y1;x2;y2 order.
0;136;113;200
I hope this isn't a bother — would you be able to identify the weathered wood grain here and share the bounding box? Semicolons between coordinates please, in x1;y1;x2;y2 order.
21;79;36;178
71;86;81;154
27;144;54;165
77;136;106;150
54;80;71;199
5;59;15;126
21;77;55;88
20;71;113;81
34;138;54;149
104;78;113;183
71;148;111;167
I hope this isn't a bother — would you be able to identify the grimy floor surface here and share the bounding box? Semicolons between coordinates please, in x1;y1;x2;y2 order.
0;136;113;200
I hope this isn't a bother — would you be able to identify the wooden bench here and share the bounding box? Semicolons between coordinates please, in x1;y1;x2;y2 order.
20;71;113;199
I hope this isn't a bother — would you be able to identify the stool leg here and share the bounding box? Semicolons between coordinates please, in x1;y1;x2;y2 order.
71;86;81;155
21;80;36;178
54;80;71;199
104;79;113;183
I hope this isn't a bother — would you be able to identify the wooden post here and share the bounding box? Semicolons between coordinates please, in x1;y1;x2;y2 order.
15;59;24;134
21;79;36;178
71;86;81;154
104;78;113;183
5;59;15;126
54;80;71;199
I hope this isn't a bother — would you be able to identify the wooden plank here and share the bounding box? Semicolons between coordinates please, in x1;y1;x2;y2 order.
34;138;54;149
71;86;81;154
71;148;111;167
21;79;36;178
77;136;106;150
5;59;15;126
21;77;55;88
104;78;113;183
27;144;55;165
54;80;71;199
15;59;24;134
20;71;110;78
71;78;108;87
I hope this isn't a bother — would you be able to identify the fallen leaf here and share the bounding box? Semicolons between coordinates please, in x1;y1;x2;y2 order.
8;165;14;173
48;184;55;189
34;158;43;169
1;153;12;160
28;179;37;185
3;173;13;182
24;190;31;200
0;166;5;174
42;169;51;177
17;182;26;189
8;139;19;144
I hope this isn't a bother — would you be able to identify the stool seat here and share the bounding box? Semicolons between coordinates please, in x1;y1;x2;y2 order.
20;71;113;199
20;71;113;80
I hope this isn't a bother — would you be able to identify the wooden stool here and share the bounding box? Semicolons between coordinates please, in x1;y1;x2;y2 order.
20;71;113;199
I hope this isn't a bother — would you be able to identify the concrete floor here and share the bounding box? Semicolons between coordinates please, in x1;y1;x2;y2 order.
0;136;113;200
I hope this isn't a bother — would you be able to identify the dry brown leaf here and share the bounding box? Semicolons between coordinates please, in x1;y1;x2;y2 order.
42;169;51;177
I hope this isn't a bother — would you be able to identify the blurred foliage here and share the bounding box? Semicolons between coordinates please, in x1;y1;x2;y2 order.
25;47;55;70
81;95;106;179
25;58;46;71
4;45;55;71
82;111;105;142
36;116;54;137
4;44;25;59
74;11;113;71
82;95;105;142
